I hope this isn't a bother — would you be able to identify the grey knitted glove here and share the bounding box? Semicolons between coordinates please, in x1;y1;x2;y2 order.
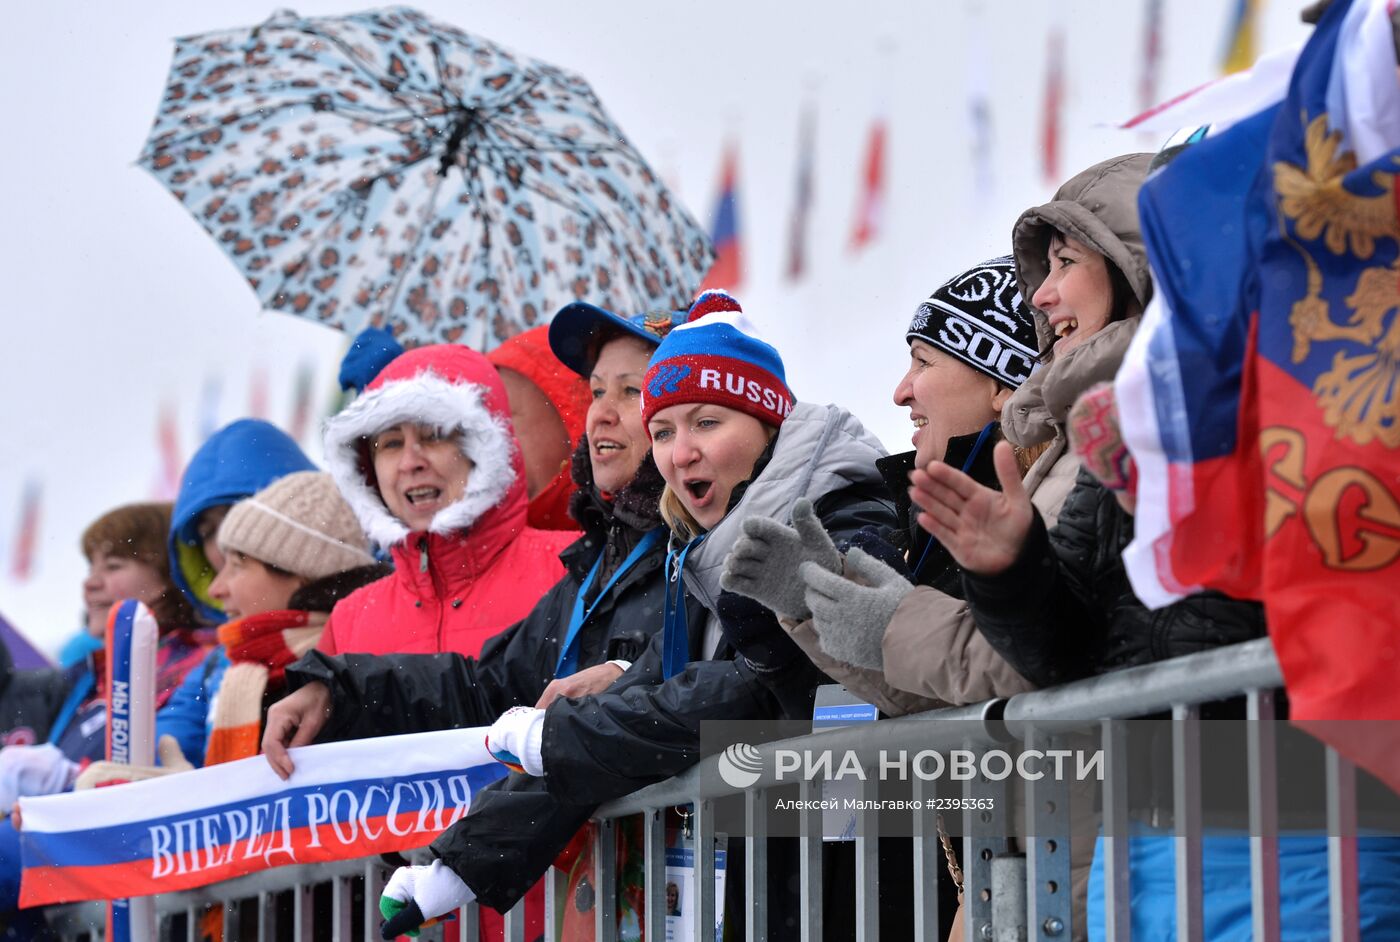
720;498;841;620
801;548;914;671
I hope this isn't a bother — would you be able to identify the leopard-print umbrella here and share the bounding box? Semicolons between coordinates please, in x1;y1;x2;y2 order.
138;6;715;350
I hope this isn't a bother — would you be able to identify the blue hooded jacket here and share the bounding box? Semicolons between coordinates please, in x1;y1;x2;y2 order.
168;419;316;624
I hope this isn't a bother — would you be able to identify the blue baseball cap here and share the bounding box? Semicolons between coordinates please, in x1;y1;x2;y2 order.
548;302;687;378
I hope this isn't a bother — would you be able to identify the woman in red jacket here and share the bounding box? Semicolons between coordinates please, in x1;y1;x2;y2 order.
320;343;579;658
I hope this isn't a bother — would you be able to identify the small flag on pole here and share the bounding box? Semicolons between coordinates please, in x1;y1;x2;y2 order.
1221;0;1262;75
700;144;744;291
197;376;221;444
849;118;887;252
248;368;269;420
1139;0;1165;118
786;104;817;280
152;403;182;501
288;361;316;444
967;9;995;203
9;480;42;582
1042;29;1065;184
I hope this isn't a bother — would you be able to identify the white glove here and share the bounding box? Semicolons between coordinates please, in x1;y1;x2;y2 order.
485;706;546;777
379;860;474;938
0;744;79;808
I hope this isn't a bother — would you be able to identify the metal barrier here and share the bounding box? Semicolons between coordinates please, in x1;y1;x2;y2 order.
44;638;1379;942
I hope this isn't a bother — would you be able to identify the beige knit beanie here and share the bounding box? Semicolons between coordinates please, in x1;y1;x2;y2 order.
217;471;374;581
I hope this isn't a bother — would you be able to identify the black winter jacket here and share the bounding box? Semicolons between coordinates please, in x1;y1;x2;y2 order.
285;441;694;738
435;474;894;913
0;639;68;747
963;468;1266;687
865;426;1002;595
432;402;898;914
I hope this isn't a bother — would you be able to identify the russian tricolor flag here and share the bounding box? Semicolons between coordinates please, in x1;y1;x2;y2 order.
700;144;743;291
19;729;505;906
1118;0;1400;791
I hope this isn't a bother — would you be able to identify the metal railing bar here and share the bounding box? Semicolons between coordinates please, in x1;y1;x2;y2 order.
644;808;668;942
291;881;314;941
1173;703;1203;942
594;817;618;941
1326;747;1360;942
364;860;387;942
544;866;565;942
854;775;879;941
502;896;526;942
331;874;353;942
1102;719;1131;942
222;901;240;942
746;787;769;942
1004;639;1281;729
1247;688;1281;942
693;798;716;942
596;702;1001;818
1026;732;1072;941
911;776;940;941
799;776;824;942
257;891;277;942
461;900;482;942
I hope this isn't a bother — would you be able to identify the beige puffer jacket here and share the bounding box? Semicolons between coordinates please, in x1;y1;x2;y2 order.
784;154;1155;941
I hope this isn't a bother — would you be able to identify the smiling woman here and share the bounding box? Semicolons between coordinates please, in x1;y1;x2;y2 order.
317;344;578;660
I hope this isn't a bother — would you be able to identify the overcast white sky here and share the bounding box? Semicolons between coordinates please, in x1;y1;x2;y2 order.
0;1;1309;654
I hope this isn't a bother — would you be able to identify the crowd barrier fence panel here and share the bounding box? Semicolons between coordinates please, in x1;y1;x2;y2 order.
45;638;1374;942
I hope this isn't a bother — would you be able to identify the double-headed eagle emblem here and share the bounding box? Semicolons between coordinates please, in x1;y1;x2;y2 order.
1274;115;1400;448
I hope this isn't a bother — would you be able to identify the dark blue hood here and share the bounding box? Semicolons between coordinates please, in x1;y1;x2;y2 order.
168;419;316;623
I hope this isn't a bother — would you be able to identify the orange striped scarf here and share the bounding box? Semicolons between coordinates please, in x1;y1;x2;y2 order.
205;610;325;767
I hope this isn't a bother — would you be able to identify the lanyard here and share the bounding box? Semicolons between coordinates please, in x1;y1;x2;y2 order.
554;528;666;678
912;421;997;581
661;534;706;680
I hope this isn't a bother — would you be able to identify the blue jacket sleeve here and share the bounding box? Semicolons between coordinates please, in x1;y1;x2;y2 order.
155;647;226;768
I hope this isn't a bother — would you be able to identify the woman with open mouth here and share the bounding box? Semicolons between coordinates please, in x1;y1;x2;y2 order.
354;290;900;939
265;305;694;942
316;344;579;661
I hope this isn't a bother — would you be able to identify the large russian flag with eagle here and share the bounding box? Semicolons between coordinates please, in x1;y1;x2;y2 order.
1117;0;1400;789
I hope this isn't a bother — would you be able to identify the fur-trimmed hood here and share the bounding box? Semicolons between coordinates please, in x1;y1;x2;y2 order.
322;345;525;548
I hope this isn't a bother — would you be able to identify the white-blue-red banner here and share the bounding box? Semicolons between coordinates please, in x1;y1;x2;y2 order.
1116;0;1400;792
19;728;505;906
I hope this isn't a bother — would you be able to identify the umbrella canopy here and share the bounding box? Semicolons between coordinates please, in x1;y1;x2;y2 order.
138;6;713;349
0;612;52;669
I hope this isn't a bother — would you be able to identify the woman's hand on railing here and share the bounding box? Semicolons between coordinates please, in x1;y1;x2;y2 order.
262;682;332;780
908;441;1032;576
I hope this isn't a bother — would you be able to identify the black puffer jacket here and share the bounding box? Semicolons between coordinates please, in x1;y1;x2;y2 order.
963;468;1266;687
286;437;693;741
867;428;1002;595
0;640;68;747
433;402;898;914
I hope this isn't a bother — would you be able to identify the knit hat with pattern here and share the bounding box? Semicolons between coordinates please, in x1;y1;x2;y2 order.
217;472;374;580
907;256;1039;389
640;290;794;431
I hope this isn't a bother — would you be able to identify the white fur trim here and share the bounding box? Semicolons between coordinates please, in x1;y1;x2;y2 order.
322;371;518;547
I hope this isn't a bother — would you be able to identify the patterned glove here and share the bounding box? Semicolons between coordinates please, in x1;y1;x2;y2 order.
74;735;193;790
0;744;79;808
720;498;841;620
801;548;914;671
379;860;473;939
1067;382;1137;511
485;707;546;776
